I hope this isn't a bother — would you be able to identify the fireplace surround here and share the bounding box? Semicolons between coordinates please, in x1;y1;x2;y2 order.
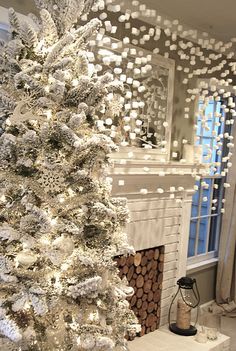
110;161;206;327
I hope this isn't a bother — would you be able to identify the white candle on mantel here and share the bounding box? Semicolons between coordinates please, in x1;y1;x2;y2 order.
228;97;234;106
194;145;203;164
183;144;194;163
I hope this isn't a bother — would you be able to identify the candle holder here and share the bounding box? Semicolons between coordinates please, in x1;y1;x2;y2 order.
168;276;200;336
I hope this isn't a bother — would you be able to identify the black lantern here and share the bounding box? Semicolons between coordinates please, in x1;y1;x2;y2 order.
168;276;200;336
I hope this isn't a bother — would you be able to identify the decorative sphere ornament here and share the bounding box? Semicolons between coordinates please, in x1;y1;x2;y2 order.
52;236;74;256
16;250;37;267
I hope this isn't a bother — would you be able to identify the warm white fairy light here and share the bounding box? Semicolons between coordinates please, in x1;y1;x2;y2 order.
45;110;52;120
39;236;51;249
0;194;6;203
72;78;79;87
58;196;65;203
54;272;63;292
50;218;58;226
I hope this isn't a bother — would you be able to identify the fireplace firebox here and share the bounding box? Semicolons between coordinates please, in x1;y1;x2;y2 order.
115;246;165;337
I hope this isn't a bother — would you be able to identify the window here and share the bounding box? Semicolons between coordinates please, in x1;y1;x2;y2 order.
188;98;228;262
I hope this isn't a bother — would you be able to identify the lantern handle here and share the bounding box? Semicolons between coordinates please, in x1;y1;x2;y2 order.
193;279;200;307
168;286;180;327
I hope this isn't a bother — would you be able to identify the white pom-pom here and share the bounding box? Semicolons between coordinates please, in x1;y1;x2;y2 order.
176;199;182;204
163;121;168;127
173;140;178;147
105;118;113;125
74;141;81;148
157;188;164;194
128;152;134;158
172;152;178;158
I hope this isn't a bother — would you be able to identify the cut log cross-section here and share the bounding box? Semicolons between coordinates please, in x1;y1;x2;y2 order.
115;246;165;337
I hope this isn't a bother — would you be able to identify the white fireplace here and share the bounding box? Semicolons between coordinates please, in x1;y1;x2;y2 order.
110;160;206;326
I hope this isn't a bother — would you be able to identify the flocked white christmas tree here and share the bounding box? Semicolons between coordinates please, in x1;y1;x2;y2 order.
0;0;139;350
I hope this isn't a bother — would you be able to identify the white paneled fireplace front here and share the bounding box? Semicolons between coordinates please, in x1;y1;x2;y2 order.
109;161;205;326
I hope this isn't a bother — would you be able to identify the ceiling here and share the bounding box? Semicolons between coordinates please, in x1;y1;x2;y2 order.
0;0;235;42
145;0;236;42
0;0;37;16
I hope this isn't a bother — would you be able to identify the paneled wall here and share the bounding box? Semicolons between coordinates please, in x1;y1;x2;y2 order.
188;266;217;305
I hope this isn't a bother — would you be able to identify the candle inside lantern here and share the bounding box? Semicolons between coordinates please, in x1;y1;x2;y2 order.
176;299;191;330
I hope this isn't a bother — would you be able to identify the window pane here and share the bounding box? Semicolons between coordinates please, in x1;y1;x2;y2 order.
191;180;200;218
202;137;213;163
198;217;209;255
202;119;213;137
202;137;212;153
211;178;223;214
196;118;202;136
188;220;197;257
208;215;220;252
201;178;212;216
205;101;215;117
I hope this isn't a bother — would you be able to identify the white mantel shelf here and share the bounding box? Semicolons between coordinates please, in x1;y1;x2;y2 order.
109;160;209;176
109;161;208;196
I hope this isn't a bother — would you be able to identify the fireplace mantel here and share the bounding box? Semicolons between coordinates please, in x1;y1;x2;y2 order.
109;159;208;176
108;159;203;178
109;161;207;197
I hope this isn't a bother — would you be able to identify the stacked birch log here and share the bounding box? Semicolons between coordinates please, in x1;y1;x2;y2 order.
115;246;164;337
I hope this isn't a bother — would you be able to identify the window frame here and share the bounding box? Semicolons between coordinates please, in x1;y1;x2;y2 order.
188;175;225;265
187;80;234;265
